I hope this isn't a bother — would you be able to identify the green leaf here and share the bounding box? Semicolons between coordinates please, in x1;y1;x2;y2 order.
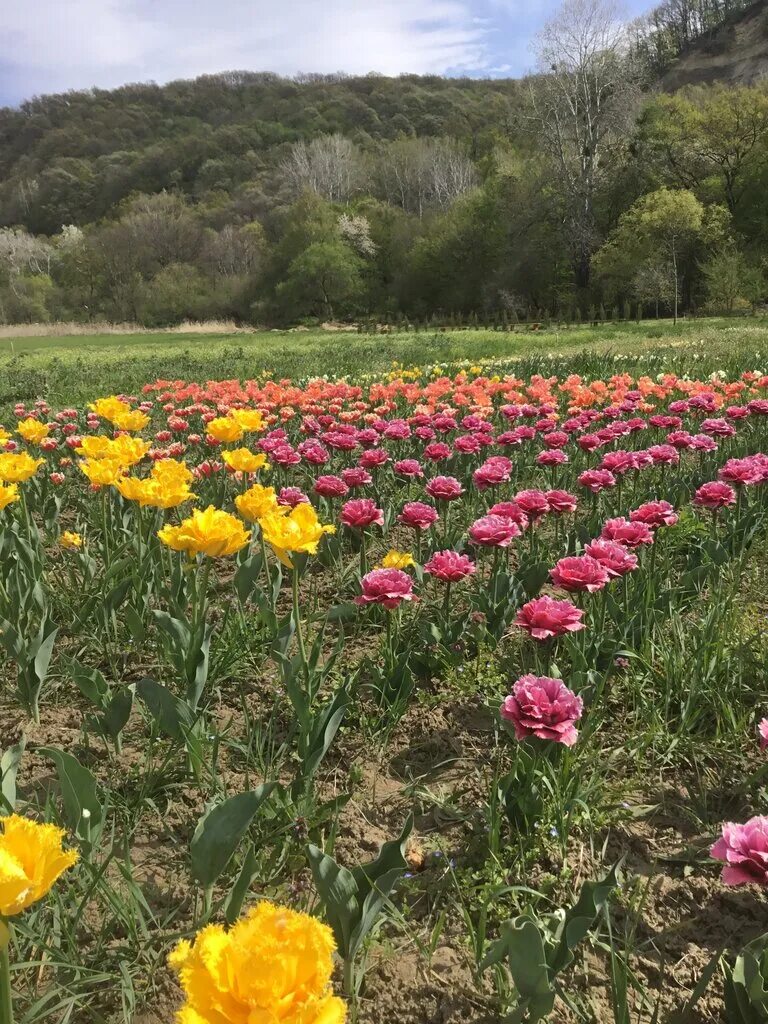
0;738;25;812
191;785;277;887
306;844;359;959
135;677;194;742
38;746;104;844
68;660;109;710
223;846;260;925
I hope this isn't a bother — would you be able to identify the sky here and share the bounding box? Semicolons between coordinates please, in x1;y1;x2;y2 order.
0;0;653;107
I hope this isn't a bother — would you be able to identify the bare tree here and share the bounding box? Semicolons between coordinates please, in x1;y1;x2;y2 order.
530;0;640;289
202;223;265;278
376;138;476;218
282;134;365;203
0;228;53;280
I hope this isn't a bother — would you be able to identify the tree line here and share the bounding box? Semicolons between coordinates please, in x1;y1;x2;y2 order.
0;0;766;327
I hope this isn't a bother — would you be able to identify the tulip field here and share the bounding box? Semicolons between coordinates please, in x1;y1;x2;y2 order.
2;329;768;1024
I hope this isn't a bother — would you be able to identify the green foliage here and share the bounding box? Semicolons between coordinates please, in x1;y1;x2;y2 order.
481;865;621;1022
0;69;766;325
723;933;768;1023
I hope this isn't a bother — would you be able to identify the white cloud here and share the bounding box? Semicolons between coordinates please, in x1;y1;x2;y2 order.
0;0;493;102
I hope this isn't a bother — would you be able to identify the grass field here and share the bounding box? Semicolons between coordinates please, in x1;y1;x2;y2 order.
2;317;768;408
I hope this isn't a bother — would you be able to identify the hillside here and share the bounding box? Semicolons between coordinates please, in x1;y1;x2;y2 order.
0;74;522;235
662;0;768;89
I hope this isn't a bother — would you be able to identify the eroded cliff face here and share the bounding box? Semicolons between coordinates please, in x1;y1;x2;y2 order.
662;1;768;90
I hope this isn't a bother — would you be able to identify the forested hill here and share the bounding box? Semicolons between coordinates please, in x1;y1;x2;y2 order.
0;74;522;234
661;0;768;89
1;0;767;329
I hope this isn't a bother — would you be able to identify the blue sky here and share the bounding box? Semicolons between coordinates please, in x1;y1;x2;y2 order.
0;0;653;107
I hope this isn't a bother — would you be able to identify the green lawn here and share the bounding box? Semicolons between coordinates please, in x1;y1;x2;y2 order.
1;318;767;408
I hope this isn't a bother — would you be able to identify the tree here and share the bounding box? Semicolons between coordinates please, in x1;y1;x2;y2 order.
276;240;363;320
639;87;768;216
594;188;705;321
282;134;365;203
633;257;675;318
530;0;640;290
375;138;476;218
701;242;765;313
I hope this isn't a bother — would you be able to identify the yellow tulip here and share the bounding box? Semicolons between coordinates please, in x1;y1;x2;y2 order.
376;549;415;570
0;484;19;510
88;396;134;424
0;815;78;918
78;458;125;487
116;474;194;510
112;409;150;432
206;416;243;444
60;531;82;549
0;453;44;483
169;902;346;1024
76;435;149;467
16;418;50;445
235;483;284;523
260;504;335;568
222;449;269;474
158;506;250;557
229;408;265;433
151;459;194;485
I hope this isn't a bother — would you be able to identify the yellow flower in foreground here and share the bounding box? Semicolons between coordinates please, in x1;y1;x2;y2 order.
76;435;150;466
79;457;125;488
16;417;50;444
235;483;284;523
60;531;82;549
206;416;243;444
377;549;415;570
229;408;265;433
152;459;194;486
260;504;335;568
0;452;44;483
222;448;269;474
88;396;132;423
0;483;19;510
0;815;78;917
158;505;250;557
169;902;346;1024
117;474;195;510
112;408;150;432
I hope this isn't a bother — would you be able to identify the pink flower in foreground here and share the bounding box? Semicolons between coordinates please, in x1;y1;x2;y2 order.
601;518;654;549
425;476;464;502
514;489;550;519
277;487;310;507
545;490;578;514
578;469;616;494
550;555;610;593
500;675;583;747
399;501;438;530
469;514;520;548
424;550;476;582
394;459;423;478
313;475;349;498
710;816;768;885
341;498;384;529
489;502;529;531
629;500;679;529
355;568;416;609
759;718;768;751
515;596;585;640
584;539;638;578
719;457;763;487
693;481;736;510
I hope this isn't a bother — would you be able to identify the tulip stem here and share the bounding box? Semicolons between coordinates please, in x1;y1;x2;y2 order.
0;921;14;1024
292;567;308;682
